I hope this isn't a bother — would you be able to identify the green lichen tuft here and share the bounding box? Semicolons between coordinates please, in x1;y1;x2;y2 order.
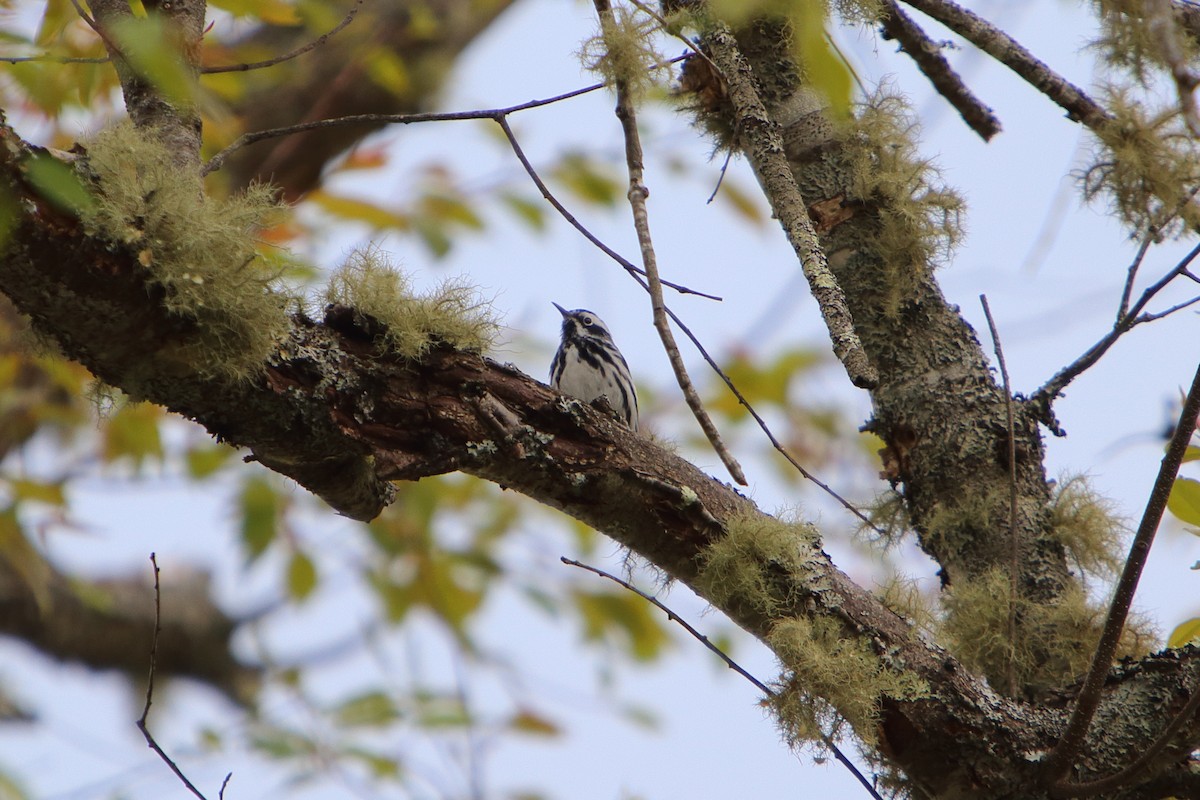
580;5;664;101
769;616;927;746
941;568;1155;694
837;91;966;313
696;510;823;617
324;248;498;358
1082;88;1200;236
78;122;294;381
1048;474;1126;579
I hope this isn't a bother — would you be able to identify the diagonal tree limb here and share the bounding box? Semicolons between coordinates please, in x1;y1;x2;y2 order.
879;0;1001;141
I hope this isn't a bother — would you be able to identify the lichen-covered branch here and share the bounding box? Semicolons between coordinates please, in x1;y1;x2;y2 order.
700;23;878;391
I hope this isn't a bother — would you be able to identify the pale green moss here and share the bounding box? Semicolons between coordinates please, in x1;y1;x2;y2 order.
837;91;966;313
324;249;498;357
78;122;293;381
696;510;823;617
1048;474;1126;579
580;5;664;100
1082;88;1200;236
770;616;926;746
941;568;1154;694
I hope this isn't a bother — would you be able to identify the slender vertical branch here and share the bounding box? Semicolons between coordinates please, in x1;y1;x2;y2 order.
1046;359;1200;785
980;296;1019;697
593;0;747;485
137;553;214;800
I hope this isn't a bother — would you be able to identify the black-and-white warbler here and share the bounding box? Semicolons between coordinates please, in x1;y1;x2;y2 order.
550;302;639;431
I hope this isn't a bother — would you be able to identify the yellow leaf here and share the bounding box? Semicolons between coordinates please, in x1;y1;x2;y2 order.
1168;478;1200;527
1168;617;1200;648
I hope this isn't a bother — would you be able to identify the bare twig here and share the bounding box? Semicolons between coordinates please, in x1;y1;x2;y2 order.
137;553;214;800
879;0;1001;141
980;296;1019;697
201;82;609;176
1032;242;1200;424
0;53;109;64
560;556;884;800
202;0;363;74
1045;359;1200;786
653;297;885;533
702;24;878;390
1118;236;1157;322
595;0;746;485
492;115;721;301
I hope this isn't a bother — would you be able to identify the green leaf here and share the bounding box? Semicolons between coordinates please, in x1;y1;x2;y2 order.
1168;477;1200;527
499;192;547;231
333;690;401;728
1184;445;1200;463
185;444;233;479
7;478;65;507
342;746;403;780
239;476;279;561
572;588;671;661
250;724;318;759
1168;617;1200;648
285;550;317;601
308;190;410;230
552;152;621;206
23;153;96;216
102;402;163;469
107;16;197;108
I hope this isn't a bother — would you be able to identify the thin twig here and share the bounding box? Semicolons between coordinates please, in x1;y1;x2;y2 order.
899;0;1109;127
702;23;878;390
1118;236;1157;322
651;293;885;534
0;53;109;64
492;116;720;301
1032;241;1200;430
201;82;609;176
202;0;363;74
879;0;1001;141
137;553;213;800
1134;293;1200;323
980;296;1019;697
560;556;884;800
595;0;746;485
1045;359;1200;785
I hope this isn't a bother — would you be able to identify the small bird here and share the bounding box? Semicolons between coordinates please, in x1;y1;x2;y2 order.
550;302;639;431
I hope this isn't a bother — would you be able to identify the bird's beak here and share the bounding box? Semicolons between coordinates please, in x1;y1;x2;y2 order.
552;302;569;318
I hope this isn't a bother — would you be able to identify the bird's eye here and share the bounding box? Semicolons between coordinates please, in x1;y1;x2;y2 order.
582;315;594;326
